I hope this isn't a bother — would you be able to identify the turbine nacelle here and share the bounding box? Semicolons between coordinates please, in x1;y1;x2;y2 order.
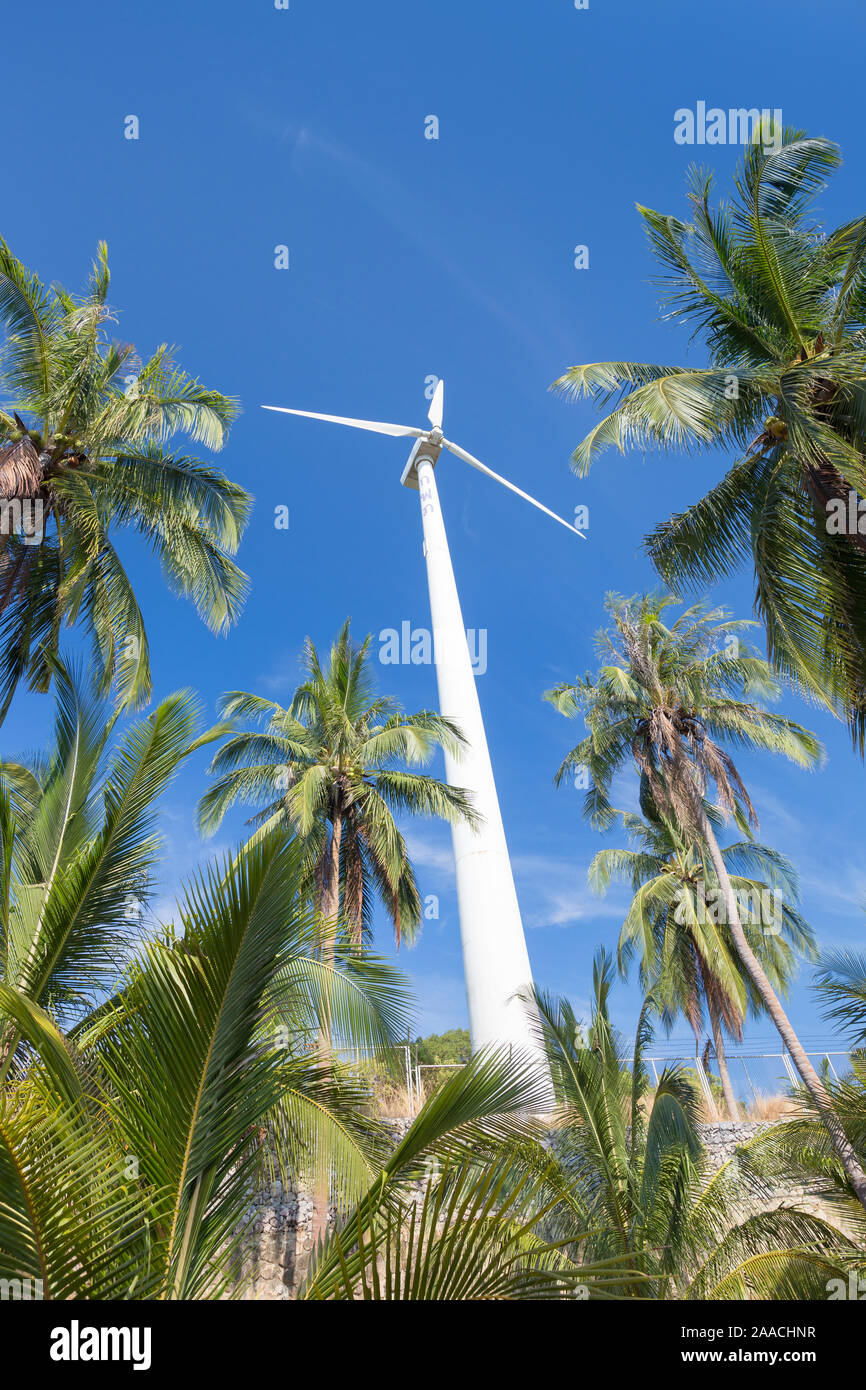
403;380;444;485
400;435;443;491
262;380;585;537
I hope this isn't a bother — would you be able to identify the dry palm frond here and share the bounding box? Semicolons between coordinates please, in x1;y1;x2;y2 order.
0;435;41;499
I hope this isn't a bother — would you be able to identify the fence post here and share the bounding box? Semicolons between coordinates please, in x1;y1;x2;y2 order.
739;1058;757;1112
693;1054;716;1114
404;1044;414;1114
781;1051;799;1088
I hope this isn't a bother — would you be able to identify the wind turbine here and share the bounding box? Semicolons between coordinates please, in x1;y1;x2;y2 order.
263;382;583;1084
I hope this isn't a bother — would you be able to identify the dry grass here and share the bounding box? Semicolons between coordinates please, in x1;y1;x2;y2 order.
363;1067;799;1124
372;1082;415;1118
643;1085;797;1124
365;1066;462;1118
695;1092;799;1122
345;1057;415;1119
744;1091;800;1121
697;1094;723;1123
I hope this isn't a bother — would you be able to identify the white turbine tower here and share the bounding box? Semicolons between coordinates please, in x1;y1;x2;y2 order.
263;383;583;1085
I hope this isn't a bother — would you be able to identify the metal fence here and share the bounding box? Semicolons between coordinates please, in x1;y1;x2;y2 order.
333;1045;465;1114
412;1061;463;1111
644;1048;852;1116
337;1043;855;1117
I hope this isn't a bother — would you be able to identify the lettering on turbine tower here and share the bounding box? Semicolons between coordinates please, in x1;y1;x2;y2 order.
419;468;435;519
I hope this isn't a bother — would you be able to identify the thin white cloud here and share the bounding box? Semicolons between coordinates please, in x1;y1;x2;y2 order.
405;832;628;931
800;861;866;914
239;109;554;359
404;832;455;878
512;853;629;930
747;783;805;837
256;649;302;695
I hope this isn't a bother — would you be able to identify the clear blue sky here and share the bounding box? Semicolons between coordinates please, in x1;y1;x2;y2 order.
3;1;865;1081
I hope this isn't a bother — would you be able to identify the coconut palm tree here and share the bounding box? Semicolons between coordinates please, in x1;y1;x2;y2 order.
0;661;229;1078
749;951;866;1217
196;619;476;1249
0;239;251;716
198;619;477;953
0;911;630;1303
527;953;858;1298
0;832;414;1300
590;808;816;1119
545;592;866;1209
553;132;866;748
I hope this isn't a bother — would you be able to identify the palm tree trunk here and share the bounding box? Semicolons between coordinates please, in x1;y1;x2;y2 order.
708;1006;740;1121
311;811;343;1256
0;1029;18;1087
803;455;866;557
689;1020;719;1120
694;799;866;1211
318;812;342;1047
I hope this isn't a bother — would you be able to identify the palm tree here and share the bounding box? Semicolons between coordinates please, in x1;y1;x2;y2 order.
1;909;629;1303
0;832;414;1299
750;950;866;1215
301;1048;625;1301
528;953;858;1298
197;619;476;1250
198;619;477;954
553;132;866;748
545;592;866;1209
0;661;227;1078
0;239;251;716
590;808;816;1119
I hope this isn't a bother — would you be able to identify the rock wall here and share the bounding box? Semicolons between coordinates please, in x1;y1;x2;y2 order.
236;1179;320;1301
236;1121;410;1301
698;1119;773;1163
233;1119;813;1300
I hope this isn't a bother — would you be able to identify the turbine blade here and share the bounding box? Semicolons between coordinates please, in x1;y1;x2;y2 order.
428;379;445;429
262;405;424;439
442;439;585;538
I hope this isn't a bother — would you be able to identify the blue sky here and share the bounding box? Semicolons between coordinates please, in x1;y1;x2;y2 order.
3;0;866;1071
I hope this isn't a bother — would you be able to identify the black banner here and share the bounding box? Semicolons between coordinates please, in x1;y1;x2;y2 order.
7;1296;860;1379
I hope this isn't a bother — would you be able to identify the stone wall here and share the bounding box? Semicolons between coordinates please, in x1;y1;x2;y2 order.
233;1119;817;1300
698;1119;772;1163
236;1121;410;1301
236;1178;319;1301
